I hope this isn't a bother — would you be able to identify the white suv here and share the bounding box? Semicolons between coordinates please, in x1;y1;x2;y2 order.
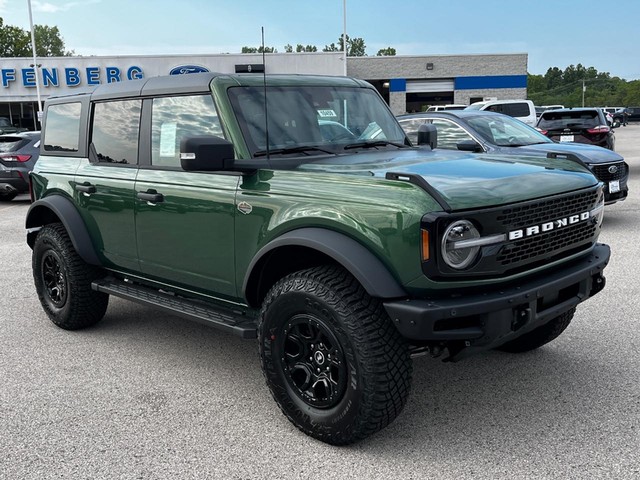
465;99;536;126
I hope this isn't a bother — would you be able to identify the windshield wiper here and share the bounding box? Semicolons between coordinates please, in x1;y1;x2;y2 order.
343;140;408;150
253;145;336;157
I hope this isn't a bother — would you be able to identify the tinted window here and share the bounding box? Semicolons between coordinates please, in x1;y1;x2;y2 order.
0;137;30;152
151;95;223;167
44;103;81;152
538;110;600;129
91;100;141;164
504;103;531;117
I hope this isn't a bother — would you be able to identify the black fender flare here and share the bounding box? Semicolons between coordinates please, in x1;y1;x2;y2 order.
243;228;407;303
25;195;101;265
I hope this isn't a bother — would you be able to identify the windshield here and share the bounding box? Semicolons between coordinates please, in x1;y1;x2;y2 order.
228;86;407;157
466;114;552;147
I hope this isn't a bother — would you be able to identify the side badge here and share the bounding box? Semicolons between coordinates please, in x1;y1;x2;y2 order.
237;201;253;215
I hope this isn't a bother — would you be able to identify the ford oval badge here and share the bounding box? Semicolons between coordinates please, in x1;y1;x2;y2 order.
169;65;210;75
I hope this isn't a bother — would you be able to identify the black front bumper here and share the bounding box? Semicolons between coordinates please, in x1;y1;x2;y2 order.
384;244;610;359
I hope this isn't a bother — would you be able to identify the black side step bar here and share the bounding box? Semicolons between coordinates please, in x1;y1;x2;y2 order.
92;278;257;339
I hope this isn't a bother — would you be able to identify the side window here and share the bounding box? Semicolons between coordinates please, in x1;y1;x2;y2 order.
91;100;141;164
44;102;82;152
398;118;428;144
430;119;473;150
505;103;530;117
151;95;223;167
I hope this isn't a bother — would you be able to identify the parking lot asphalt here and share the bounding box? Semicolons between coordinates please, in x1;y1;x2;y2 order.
1;127;639;480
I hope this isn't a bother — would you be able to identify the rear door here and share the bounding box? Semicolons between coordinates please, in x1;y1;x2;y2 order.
74;99;141;271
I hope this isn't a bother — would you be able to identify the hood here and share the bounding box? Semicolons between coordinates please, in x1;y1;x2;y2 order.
515;142;624;164
302;148;598;211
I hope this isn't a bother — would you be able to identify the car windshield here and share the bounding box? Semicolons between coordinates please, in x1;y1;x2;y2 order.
228;86;407;157
466;114;552;147
538;111;600;130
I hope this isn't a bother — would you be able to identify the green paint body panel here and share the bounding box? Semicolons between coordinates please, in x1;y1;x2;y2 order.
28;72;605;311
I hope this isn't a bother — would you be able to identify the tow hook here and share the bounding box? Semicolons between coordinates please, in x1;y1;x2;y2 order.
512;307;531;331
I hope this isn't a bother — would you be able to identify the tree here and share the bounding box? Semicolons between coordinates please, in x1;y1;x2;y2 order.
0;17;72;56
528;64;638;108
241;46;277;53
376;47;396;56
322;34;367;56
284;44;318;53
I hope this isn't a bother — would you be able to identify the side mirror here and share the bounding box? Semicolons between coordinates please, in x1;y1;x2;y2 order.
417;123;437;149
457;139;483;152
180;135;235;171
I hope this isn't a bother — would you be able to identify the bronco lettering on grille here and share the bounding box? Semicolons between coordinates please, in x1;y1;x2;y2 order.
508;212;591;241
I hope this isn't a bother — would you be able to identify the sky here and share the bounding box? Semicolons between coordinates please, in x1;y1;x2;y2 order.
1;0;639;80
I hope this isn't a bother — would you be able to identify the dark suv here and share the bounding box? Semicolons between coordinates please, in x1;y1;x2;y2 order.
26;73;610;445
536;107;615;150
0;132;40;201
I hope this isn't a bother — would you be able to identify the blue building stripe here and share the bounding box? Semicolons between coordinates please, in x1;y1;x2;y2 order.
455;75;527;90
389;78;406;92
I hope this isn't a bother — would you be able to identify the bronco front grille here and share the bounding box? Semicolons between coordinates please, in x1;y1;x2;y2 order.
422;186;602;279
497;222;597;265
495;189;599;230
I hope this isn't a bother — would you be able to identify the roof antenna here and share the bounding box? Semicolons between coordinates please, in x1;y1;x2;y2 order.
261;26;270;161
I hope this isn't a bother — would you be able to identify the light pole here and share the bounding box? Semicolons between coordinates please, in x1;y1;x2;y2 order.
27;0;43;124
342;0;347;76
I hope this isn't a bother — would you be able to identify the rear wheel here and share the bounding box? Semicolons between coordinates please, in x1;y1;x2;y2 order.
258;265;412;445
496;308;575;353
33;223;109;330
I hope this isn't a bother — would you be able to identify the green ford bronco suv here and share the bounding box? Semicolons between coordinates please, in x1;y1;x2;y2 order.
27;73;610;445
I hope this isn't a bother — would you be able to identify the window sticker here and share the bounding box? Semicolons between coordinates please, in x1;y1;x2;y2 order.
317;109;337;118
160;122;177;157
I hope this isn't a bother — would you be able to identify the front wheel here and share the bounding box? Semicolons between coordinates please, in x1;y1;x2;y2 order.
496;308;575;353
258;265;412;445
33;223;109;330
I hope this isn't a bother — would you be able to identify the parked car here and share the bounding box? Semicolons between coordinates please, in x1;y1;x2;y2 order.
397;110;628;204
0;131;41;201
612;107;640;125
0;117;29;135
536;107;615;150
465;99;537;126
426;104;466;112
26;73;610;445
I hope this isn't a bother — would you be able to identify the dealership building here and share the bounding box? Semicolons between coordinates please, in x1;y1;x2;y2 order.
0;51;527;130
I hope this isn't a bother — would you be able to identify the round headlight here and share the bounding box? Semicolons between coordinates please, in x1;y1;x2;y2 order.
441;220;481;270
591;190;605;228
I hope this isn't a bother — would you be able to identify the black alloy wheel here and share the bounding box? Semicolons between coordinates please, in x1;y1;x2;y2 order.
280;314;348;409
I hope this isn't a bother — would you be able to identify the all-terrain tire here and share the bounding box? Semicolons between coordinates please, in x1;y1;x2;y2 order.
258;265;412;445
496;308;575;353
33;223;109;330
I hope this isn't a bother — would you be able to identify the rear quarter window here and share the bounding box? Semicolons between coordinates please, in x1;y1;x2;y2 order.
44;103;82;152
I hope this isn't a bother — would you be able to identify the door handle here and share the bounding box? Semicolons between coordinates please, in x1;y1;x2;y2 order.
137;190;164;203
75;182;96;194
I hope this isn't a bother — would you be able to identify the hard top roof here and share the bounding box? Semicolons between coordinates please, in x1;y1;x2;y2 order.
45;73;368;103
